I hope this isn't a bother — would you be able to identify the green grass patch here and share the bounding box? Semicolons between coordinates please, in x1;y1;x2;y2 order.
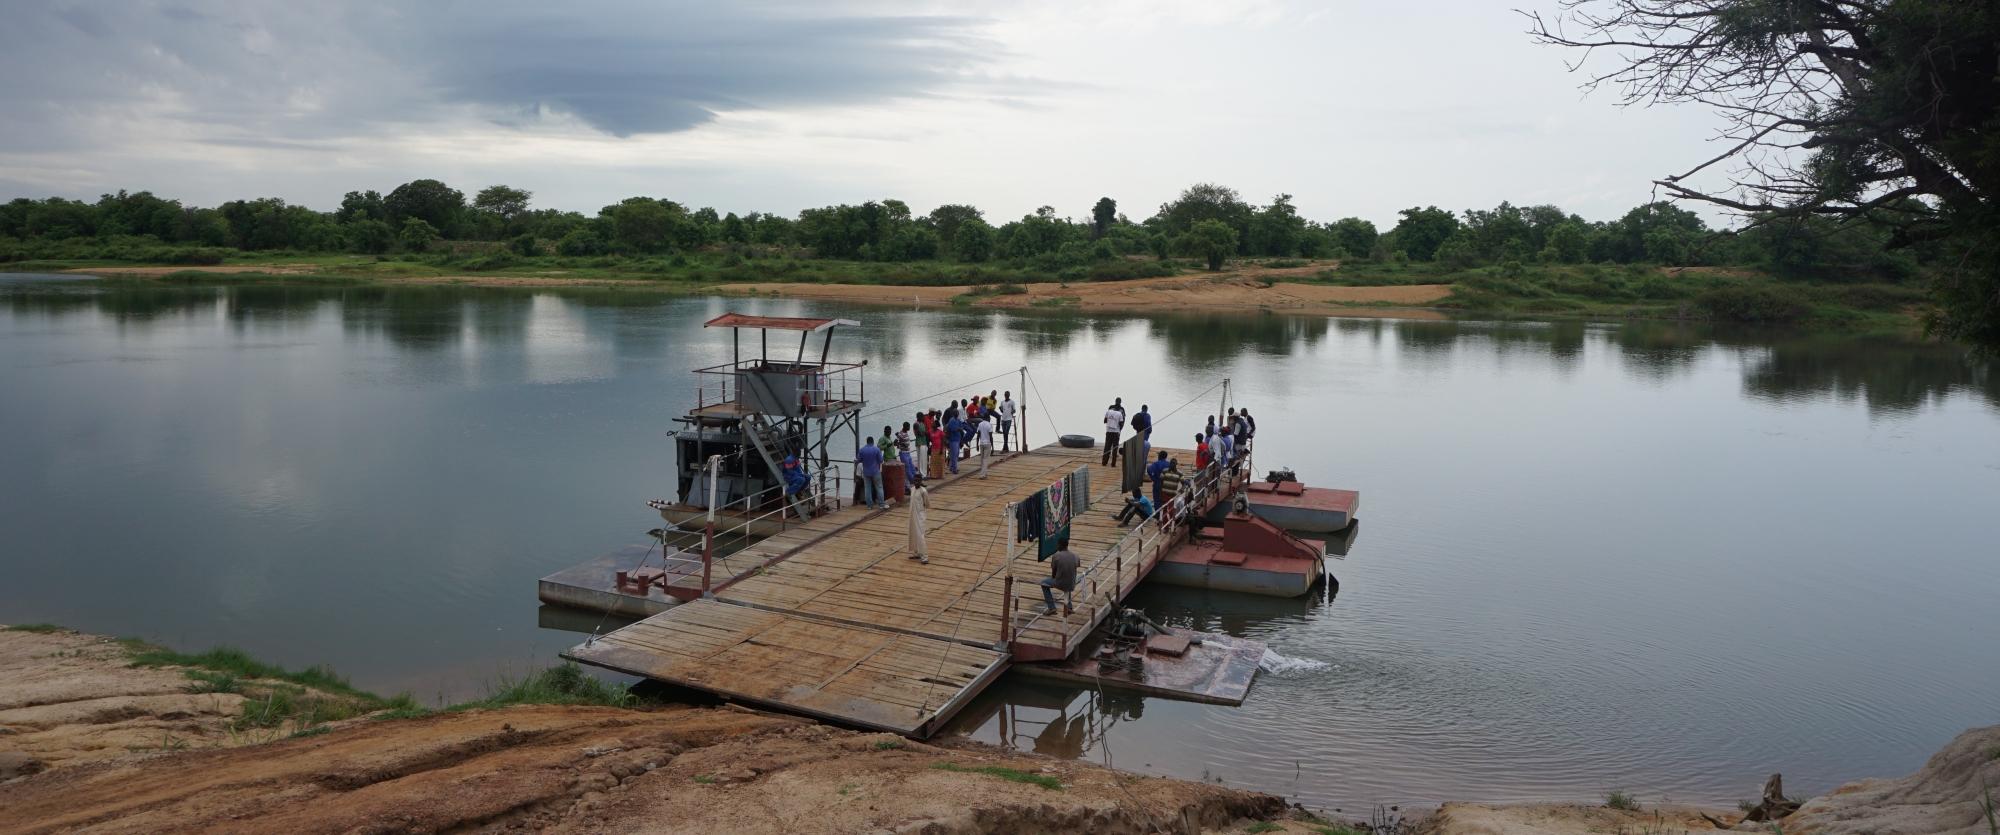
184;669;243;694
156;270;364;286
289;725;331;739
1314;825;1365;835
929;762;1062;790
693;774;718;784
449;662;633;710
2;623;69;633
1605;789;1640;811
1244;823;1283;833
124;643;375;701
872;739;904;750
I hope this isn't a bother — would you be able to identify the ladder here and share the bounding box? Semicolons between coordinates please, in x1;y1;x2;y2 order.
742;412;814;521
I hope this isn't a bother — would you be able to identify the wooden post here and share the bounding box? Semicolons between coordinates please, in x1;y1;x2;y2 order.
702;455;720;598
1001;575;1015;645
1018;366;1028;451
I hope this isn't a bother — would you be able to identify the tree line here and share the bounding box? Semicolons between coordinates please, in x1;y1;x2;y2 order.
0;180;1930;281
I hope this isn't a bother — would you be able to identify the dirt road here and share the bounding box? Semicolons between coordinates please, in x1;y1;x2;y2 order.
717;270;1451;317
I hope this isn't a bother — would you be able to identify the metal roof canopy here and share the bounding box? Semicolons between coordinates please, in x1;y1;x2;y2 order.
704;313;858;333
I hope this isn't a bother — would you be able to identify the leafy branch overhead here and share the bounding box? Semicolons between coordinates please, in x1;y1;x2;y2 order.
1526;0;2000;350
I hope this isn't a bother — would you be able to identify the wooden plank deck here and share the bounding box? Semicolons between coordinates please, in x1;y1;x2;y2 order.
567;441;1238;736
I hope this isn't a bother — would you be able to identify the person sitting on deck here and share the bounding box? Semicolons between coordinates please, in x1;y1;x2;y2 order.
1041;536;1077;616
1146;450;1172;506
1114;488;1154;527
857;437;885;510
944;413;966;474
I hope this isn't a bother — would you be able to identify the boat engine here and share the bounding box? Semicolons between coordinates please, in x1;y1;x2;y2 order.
1263;467;1296;484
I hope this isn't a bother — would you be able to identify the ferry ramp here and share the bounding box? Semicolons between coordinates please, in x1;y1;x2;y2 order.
565;443;1239;736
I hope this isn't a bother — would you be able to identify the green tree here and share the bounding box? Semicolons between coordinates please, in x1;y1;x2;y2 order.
398;217;440;252
1157;183;1252;246
1246;194;1306;256
1090;197;1117;239
344;219;393;253
720;212;748;243
384;180;464;236
1174;219;1238;271
927;204;983;252
1434;231;1477;270
337;190;386;223
1389;206;1459;261
1531;0;2000;351
557;227;606;256
952;218;994;262
509;233;539;256
1540;221;1587;264
606;197;674;253
472;185;532;222
1329;217;1378;259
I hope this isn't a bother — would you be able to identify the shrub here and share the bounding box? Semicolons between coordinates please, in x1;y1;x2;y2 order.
1605;789;1639;811
1692;285;1812;323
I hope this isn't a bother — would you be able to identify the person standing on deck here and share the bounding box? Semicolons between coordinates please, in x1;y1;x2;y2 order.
975;412;996;478
944;412;965;475
927;417;946;479
1194;433;1212;473
984;390;998;413
1101;401;1126;467
906;474;929;565
1146;450;1172;506
1131;404;1152;450
1219;430;1236;474
998;391;1017;453
895;422;916;488
1041;537;1076;615
857;437;885;510
1241;408;1256;439
1158;457;1184;508
944;400;960;427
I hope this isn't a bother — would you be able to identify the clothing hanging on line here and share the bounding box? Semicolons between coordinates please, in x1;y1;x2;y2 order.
1071;466;1090;517
1120;436;1146;494
1037;520;1070;561
1015;491;1046;542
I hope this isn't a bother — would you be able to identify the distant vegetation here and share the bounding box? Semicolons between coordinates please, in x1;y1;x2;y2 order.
0;180;1956;331
0;180;1932;283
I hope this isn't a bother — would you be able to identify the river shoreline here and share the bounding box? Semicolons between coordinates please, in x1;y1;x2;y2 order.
8;624;1994;834
0;258;1927;333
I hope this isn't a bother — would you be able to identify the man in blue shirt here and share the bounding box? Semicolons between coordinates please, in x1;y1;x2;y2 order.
857;437;885;510
944;415;965;475
1146;450;1172;507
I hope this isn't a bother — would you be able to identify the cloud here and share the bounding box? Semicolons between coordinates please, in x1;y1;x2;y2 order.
0;1;1010;148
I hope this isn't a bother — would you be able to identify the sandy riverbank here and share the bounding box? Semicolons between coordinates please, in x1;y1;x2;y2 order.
714;269;1453;318
61;262;1454;319
6;625;1993;834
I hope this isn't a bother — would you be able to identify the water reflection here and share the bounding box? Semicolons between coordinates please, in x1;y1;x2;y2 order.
4;281;1997;811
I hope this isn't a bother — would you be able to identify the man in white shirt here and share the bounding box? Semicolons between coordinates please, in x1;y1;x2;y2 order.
975;414;996;478
1101;402;1126;467
997;391;1017;453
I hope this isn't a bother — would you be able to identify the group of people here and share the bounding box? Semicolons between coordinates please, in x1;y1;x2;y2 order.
855;385;1255;615
854;389;1022;512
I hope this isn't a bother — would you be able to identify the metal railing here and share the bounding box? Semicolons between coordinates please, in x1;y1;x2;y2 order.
1007;442;1252;646
692;359;866;414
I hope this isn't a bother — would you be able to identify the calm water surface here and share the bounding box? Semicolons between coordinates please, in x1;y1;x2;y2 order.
2;280;1995;809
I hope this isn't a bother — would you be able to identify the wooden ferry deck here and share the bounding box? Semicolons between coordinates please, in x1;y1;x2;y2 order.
567;442;1237;736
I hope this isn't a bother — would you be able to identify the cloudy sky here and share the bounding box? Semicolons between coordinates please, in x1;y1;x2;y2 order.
0;0;1736;227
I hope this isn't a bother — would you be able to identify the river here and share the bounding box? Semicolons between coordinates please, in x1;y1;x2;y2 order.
1;278;1995;810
